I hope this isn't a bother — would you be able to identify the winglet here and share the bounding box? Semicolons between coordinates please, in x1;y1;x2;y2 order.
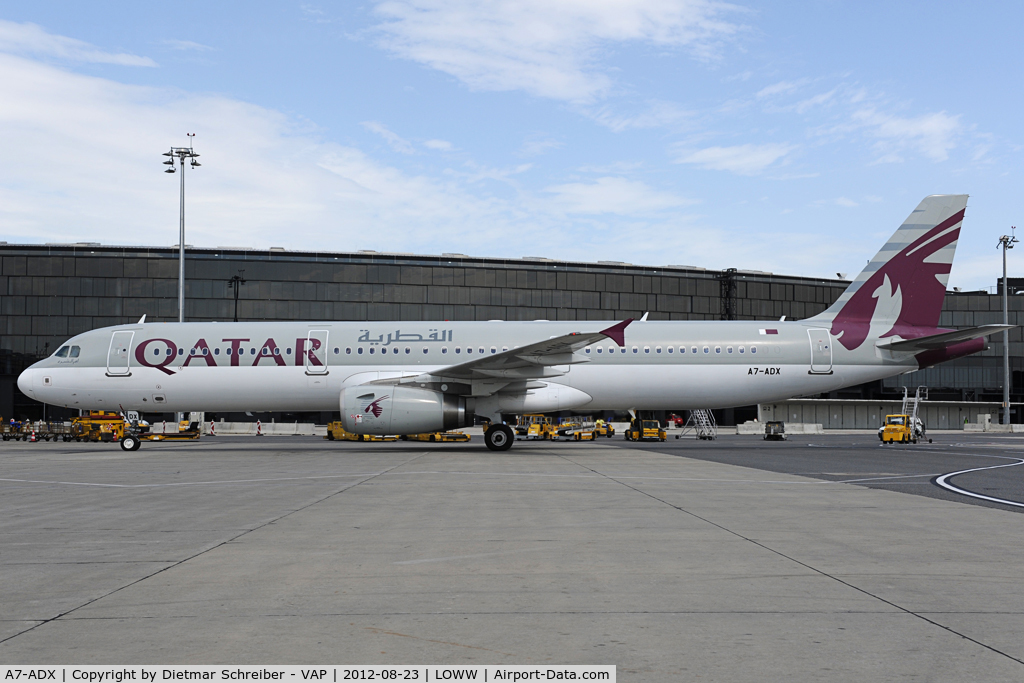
599;318;633;346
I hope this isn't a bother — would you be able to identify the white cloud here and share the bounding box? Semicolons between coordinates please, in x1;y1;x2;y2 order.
0;53;528;252
756;79;808;98
852;108;960;163
518;134;563;157
673;143;795;175
161;39;214;52
0;51;709;264
0;20;156;66
371;0;742;102
361;120;417;154
585;100;693;132
423;138;454;151
544;177;692;214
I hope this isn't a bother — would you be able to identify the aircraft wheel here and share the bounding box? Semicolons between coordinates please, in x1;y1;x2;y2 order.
484;424;514;452
120;435;139;451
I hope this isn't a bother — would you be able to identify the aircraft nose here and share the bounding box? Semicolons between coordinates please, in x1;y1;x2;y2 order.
17;366;38;398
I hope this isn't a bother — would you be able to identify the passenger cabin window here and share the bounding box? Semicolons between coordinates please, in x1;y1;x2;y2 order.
632;346;638;354
667;347;672;353
715;346;721;354
423;347;429;354
597;347;603;353
346;348;352;355
727;346;733;354
405;347;410;354
739;346;745;354
358;348;364;355
655;346;660;353
369;347;375;354
703;346;710;354
55;346;69;358
691;347;697;354
751;346;757;354
333;347;340;355
585;347;591;354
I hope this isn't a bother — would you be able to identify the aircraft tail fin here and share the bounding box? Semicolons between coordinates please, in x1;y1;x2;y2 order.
809;194;968;351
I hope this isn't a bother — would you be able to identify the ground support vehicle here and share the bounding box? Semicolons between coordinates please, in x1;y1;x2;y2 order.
516;414;555;440
141;429;200;443
402;431;471;442
553;417;593;440
624;417;666;442
764;421;787;441
326;421;398;442
592;420;615;437
71;412;125;443
880;414;928;444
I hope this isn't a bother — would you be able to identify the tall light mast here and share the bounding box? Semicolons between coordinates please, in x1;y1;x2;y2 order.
997;228;1017;425
162;134;201;323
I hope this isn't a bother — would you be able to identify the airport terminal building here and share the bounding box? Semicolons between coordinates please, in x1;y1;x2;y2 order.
1;243;1020;423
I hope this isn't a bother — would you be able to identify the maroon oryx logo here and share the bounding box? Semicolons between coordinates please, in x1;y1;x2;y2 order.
830;209;964;351
364;395;389;418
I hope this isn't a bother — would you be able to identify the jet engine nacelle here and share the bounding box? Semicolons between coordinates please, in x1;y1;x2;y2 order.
340;386;472;435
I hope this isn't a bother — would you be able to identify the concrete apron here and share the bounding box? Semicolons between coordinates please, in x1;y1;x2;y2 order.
1;440;1022;680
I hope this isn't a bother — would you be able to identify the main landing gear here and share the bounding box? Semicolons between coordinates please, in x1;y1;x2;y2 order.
484;423;514;452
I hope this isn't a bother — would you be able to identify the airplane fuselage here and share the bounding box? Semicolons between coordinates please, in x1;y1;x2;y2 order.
18;319;917;414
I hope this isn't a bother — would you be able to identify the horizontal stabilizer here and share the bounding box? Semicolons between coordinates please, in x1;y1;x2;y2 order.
876;324;1015;352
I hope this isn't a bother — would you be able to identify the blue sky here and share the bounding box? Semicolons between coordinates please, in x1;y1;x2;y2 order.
0;1;1020;290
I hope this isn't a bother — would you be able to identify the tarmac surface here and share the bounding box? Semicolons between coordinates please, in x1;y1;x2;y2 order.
2;433;1023;681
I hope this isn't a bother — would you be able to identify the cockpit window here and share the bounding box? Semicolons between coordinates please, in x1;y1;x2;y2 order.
55;346;70;358
69;346;81;358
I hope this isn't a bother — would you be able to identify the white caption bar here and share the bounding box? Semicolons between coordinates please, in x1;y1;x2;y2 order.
0;667;615;683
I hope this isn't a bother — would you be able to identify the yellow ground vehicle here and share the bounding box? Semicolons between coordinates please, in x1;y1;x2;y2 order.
592;420;615;438
71;411;125;442
325;421;397;442
402;431;471;442
624;418;666;442
516;414;554;440
880;414;926;444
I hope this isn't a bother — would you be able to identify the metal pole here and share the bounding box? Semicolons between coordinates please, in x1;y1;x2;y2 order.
998;229;1017;425
1003;242;1010;424
179;156;185;323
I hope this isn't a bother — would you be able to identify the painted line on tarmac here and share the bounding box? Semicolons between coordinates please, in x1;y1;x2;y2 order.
933;457;1024;509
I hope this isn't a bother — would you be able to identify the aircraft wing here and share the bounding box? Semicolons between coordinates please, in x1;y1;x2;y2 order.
368;319;632;394
876;324;1015;352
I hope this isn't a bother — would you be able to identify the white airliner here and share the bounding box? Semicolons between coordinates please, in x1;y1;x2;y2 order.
18;195;1013;451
